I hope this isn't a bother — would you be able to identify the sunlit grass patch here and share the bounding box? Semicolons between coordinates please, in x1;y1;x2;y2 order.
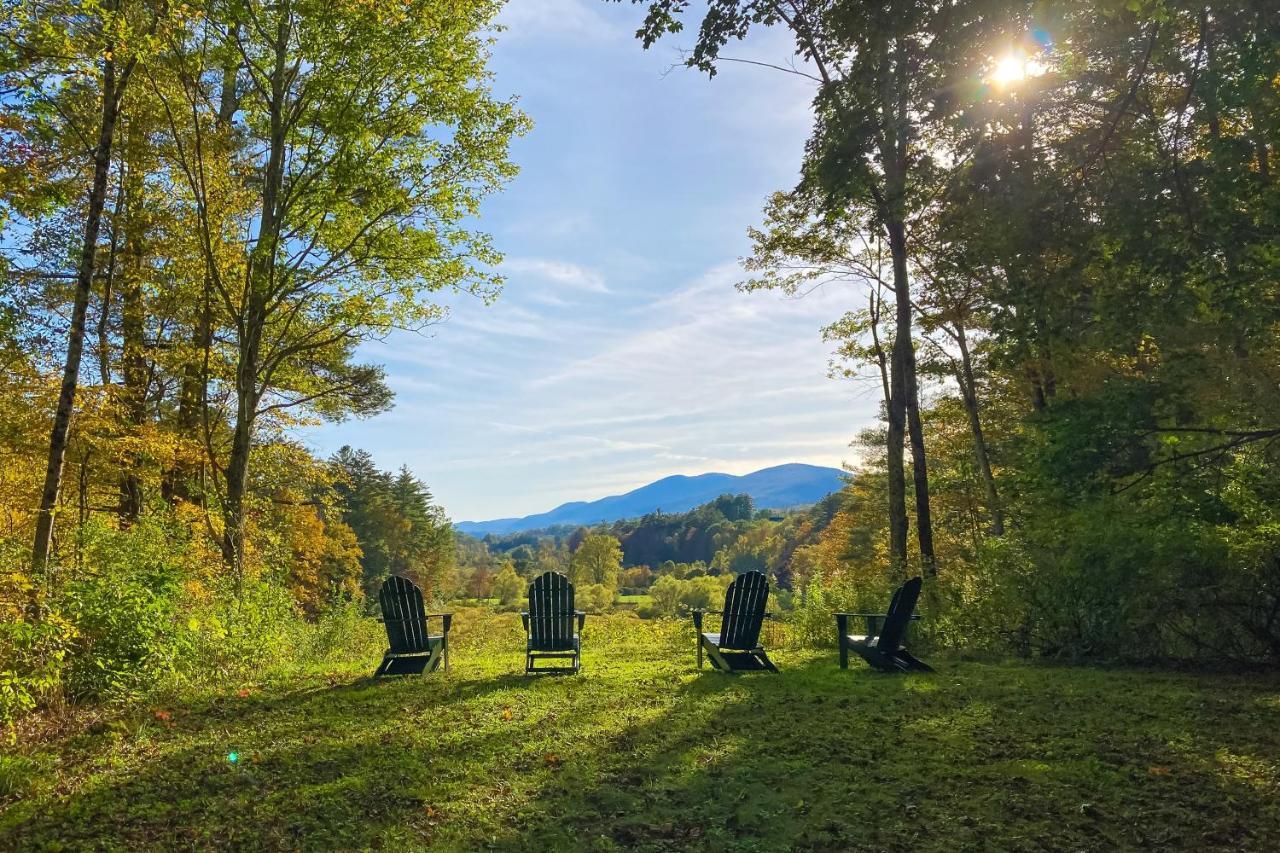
2;611;1279;851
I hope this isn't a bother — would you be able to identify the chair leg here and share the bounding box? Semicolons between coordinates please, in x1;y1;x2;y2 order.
856;647;894;673
374;655;392;678
704;645;733;673
894;650;934;673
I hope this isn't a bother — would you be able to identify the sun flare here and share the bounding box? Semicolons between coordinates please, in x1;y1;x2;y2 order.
990;52;1046;87
991;54;1028;85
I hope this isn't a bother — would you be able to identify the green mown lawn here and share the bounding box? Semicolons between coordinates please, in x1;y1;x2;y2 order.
3;612;1279;851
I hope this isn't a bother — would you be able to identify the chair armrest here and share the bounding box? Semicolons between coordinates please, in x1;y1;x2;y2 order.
520;611;529;632
835;612;922;620
576;610;586;631
836;612;885;638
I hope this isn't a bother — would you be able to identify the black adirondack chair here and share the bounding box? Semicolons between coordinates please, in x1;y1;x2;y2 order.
522;571;585;674
374;575;452;677
836;576;933;673
693;570;778;673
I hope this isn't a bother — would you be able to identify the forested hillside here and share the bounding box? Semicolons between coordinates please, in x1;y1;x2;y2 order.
454;492;839;606
455;462;846;535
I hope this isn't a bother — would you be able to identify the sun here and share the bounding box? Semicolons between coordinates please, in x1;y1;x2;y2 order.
991;54;1028;85
990;53;1045;87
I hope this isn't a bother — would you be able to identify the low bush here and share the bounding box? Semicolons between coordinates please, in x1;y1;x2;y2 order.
636;574;733;618
0;617;74;741
576;583;614;613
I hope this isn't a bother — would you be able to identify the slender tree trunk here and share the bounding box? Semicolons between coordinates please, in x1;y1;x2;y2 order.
166;292;211;505
1251;105;1271;184
874;36;935;576
32;54;131;579
868;286;890;409
884;242;910;571
220;346;259;585
955;326;1003;536
118;126;149;526
221;11;289;579
168;41;238;506
887;219;936;575
96;176;125;389
876;42;910;575
1202;9;1221;142
118;243;147;524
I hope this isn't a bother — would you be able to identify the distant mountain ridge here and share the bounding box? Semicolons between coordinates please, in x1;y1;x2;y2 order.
455;463;846;536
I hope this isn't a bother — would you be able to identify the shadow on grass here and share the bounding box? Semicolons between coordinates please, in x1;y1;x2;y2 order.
491;658;1280;851
3;655;1279;851
1;668;543;848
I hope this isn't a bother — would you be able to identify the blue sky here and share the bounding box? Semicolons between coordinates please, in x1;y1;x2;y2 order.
306;0;879;522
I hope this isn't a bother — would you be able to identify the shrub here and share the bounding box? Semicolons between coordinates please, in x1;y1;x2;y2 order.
59;572;182;700
177;577;305;687
789;567;898;649
576;583;614;614
636;574;733;618
302;598;386;667
491;565;523;608
0;616;74;740
56;517;192;700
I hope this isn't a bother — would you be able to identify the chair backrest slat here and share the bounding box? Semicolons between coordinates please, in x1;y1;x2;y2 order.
528;571;576;651
719;571;770;649
379;575;429;654
876;576;922;652
885;585;903;619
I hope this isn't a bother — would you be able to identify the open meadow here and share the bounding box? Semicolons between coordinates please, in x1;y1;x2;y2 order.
3;611;1279;852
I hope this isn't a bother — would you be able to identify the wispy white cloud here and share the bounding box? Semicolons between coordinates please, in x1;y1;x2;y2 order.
446;302;563;341
322;256;874;518
502;257;609;294
530;260;849;391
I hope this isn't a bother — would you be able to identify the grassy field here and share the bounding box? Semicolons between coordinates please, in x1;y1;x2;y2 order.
3;610;1279;851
